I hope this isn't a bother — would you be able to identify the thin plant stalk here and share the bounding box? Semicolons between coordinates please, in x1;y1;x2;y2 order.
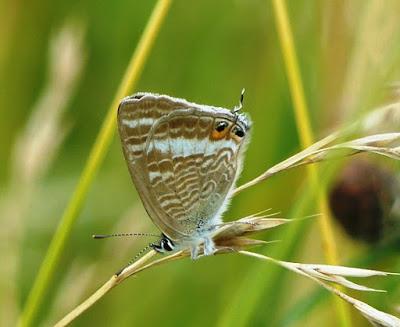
281;242;400;326
237;251;400;327
53;251;157;327
18;1;172;326
271;0;352;326
55;224;400;327
51;131;400;326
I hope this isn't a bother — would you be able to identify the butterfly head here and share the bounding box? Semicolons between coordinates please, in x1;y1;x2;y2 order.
151;234;175;253
211;89;251;143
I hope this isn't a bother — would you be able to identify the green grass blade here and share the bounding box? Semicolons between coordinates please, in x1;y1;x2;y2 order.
271;0;352;325
18;1;172;326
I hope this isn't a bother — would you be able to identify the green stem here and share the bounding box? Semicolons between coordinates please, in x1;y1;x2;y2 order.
271;0;352;326
18;1;172;326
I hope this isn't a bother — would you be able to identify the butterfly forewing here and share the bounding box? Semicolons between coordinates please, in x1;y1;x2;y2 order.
118;93;250;243
118;94;192;160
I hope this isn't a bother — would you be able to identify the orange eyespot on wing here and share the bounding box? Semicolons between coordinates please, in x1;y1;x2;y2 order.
211;120;230;140
211;129;229;140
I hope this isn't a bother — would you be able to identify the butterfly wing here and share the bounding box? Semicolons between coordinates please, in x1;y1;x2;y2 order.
118;93;250;241
118;93;193;239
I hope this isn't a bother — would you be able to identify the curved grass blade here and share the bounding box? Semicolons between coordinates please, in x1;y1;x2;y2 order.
18;1;172;326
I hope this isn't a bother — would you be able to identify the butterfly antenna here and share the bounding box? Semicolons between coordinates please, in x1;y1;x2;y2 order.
233;88;245;113
115;243;155;276
92;232;159;239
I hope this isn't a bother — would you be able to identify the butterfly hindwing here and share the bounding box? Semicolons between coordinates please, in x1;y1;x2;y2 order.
145;110;242;237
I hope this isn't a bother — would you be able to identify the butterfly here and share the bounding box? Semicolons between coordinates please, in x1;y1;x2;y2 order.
117;91;251;259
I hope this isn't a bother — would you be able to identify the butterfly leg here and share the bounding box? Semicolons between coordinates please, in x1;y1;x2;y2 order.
203;236;216;256
190;245;199;259
189;236;216;259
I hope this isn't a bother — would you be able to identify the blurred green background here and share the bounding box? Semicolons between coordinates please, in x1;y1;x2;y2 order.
1;0;400;326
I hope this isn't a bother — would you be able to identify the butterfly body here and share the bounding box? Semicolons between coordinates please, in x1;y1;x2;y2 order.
117;92;251;258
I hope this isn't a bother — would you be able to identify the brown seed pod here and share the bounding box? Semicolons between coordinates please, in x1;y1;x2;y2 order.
329;158;400;244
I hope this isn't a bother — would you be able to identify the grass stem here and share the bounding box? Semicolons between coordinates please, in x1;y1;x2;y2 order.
18;1;172;326
54;250;157;327
271;0;352;326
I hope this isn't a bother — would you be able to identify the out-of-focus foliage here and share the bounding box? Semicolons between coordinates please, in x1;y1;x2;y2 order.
1;1;400;326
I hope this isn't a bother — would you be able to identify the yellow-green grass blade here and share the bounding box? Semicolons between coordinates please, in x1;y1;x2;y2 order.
18;1;172;326
271;0;351;325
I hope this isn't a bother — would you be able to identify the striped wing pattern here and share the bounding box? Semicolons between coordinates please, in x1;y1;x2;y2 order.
146;112;238;236
118;93;246;241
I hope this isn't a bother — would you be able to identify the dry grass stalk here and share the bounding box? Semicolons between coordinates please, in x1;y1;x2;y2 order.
239;251;400;327
53;124;400;326
234;132;400;195
54;210;400;326
43;204;149;325
53;215;290;326
54;83;400;327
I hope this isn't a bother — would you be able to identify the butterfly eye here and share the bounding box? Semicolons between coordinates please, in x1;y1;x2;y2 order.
215;121;229;132
233;126;245;138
